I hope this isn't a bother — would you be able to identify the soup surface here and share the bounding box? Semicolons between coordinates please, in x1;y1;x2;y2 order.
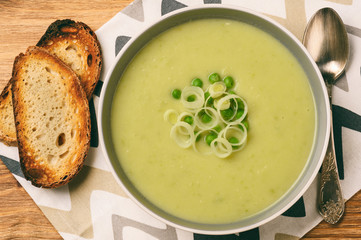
111;18;315;224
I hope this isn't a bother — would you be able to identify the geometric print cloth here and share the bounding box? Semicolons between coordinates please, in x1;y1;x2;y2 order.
1;0;361;239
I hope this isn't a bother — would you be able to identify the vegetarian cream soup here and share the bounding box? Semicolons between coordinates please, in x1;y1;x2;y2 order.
111;19;315;224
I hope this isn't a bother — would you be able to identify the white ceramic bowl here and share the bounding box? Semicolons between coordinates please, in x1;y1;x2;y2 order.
98;5;330;235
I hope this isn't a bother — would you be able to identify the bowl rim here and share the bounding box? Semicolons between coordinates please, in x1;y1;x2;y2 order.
98;4;330;235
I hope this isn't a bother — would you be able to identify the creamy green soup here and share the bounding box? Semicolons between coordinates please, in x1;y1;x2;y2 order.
111;19;315;224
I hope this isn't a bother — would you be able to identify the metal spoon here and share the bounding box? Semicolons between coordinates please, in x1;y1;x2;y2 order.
302;7;349;224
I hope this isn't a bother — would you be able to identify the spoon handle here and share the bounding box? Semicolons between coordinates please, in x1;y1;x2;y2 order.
318;107;344;224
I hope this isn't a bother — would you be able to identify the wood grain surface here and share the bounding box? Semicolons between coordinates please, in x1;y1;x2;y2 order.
0;1;360;239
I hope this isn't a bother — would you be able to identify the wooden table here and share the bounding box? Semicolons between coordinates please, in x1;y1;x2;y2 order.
0;1;361;239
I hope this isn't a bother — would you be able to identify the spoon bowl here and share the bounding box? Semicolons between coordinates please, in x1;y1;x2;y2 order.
303;7;349;84
302;7;349;224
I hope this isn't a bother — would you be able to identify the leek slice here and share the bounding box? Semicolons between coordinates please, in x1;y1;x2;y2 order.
194;107;219;130
164;109;179;125
170;121;195;148
210;137;233;158
192;129;217;155
216;94;248;124
208;82;226;98
177;112;195;134
180;86;205;111
220;124;248;151
214;98;230;110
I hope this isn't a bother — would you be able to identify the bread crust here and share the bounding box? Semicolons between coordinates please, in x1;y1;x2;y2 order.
37;19;102;99
0;79;17;145
12;46;90;188
0;19;101;147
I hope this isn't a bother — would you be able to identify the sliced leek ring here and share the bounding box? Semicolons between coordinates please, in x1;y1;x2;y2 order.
216;94;248;125
164;109;179;125
220;124;247;151
214;98;230;110
177;112;195;134
192;129;217;155
177;111;194;122
210;137;233;158
208;81;226;98
194;107;219;130
170;121;195;149
180;86;205;111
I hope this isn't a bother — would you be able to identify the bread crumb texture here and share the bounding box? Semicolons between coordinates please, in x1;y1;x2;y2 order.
12;46;90;188
37;19;102;99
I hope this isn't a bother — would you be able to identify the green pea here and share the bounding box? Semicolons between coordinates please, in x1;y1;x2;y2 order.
201;113;212;123
205;132;217;146
236;98;245;109
221;108;234;120
228;137;240;149
242;119;249;130
204;91;211;100
191;78;203;88
208;73;221;84
228;137;239;144
187;95;196;102
223;76;234;88
171;89;181;99
236;108;245;119
238;120;249;132
204;92;214;106
213;125;222;132
195;132;201;142
183;116;193;125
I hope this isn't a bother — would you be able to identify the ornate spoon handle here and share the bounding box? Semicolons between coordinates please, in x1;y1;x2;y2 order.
318;108;344;224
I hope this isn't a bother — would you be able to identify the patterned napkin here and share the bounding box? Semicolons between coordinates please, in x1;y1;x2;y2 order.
1;0;361;239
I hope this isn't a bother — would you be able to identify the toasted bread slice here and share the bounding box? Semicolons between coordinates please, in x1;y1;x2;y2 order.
12;46;90;188
0;80;17;145
0;19;101;146
37;19;102;99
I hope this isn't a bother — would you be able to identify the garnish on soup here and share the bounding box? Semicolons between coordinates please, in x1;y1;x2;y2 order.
164;73;249;158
